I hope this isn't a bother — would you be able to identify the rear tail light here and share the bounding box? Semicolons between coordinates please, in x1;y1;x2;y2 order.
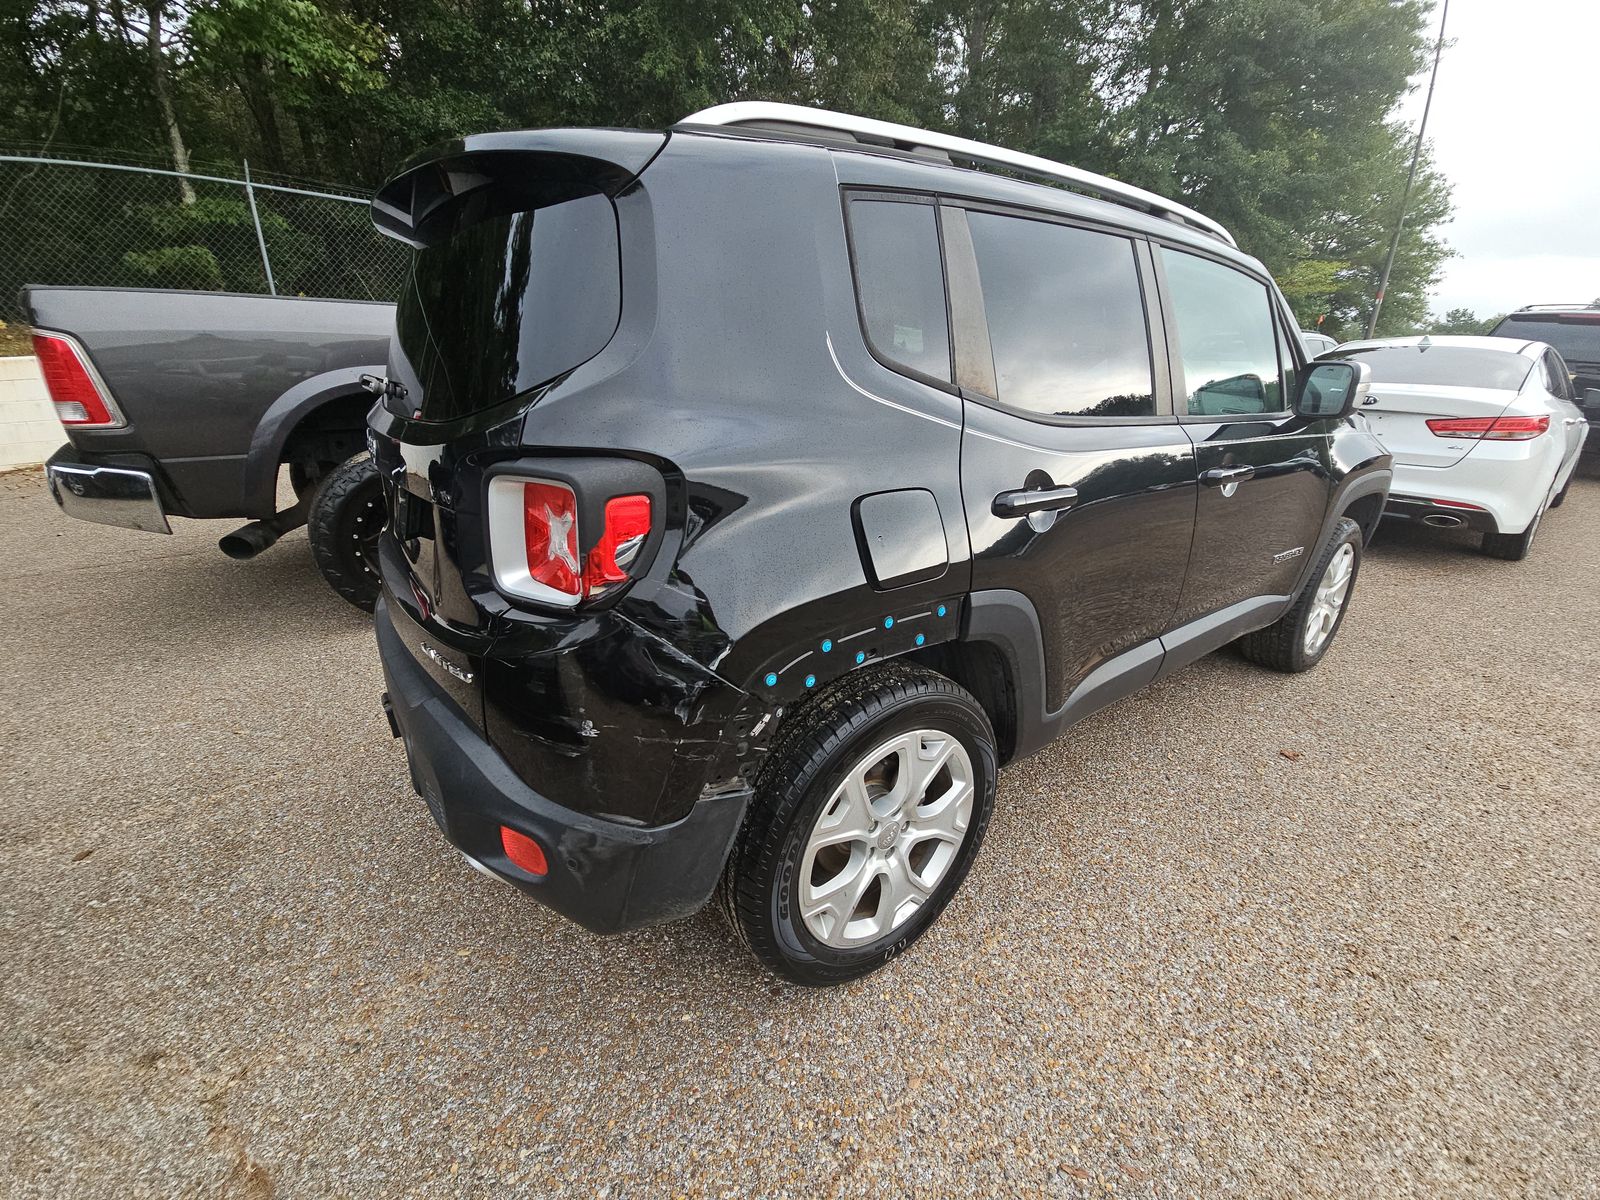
1426;414;1549;440
586;494;653;587
487;474;654;607
499;826;548;876
521;480;583;600
33;332;125;428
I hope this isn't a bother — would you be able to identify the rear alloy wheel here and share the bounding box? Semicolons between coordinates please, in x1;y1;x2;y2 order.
1237;518;1363;673
1481;508;1541;561
307;454;384;611
721;664;996;986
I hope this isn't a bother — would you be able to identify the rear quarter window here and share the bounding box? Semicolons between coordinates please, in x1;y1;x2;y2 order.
846;198;953;385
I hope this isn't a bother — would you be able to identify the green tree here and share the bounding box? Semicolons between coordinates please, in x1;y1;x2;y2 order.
0;0;1459;328
1428;307;1501;336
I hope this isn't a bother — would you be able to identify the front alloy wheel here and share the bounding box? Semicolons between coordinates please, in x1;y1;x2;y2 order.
1302;542;1354;657
1237;517;1364;673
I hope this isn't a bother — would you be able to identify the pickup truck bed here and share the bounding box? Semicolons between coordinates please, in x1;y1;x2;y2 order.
26;286;396;607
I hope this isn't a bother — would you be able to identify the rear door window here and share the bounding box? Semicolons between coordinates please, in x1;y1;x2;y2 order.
1544;351;1574;400
846;198;953;384
1159;247;1285;416
965;211;1155;420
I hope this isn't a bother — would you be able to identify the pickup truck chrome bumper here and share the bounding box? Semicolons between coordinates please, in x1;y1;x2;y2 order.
45;446;171;535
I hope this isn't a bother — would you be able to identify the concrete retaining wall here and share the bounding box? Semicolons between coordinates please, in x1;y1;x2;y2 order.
0;357;60;470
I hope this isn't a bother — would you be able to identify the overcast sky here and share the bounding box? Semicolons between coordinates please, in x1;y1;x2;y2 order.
1396;0;1600;318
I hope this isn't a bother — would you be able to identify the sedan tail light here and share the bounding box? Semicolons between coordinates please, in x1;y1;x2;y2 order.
1426;414;1549;440
488;473;654;607
33;332;125;428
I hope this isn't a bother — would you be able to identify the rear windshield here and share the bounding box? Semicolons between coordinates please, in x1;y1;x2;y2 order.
1490;316;1600;364
1328;345;1533;390
392;192;620;422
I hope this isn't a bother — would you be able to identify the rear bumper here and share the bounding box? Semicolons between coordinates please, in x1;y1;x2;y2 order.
1384;444;1563;536
375;597;749;933
44;444;171;535
1382;494;1499;534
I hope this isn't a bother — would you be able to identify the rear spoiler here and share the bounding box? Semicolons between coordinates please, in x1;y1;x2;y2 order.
371;129;667;248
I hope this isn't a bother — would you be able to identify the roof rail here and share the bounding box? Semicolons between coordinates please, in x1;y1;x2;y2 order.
677;102;1237;248
1515;301;1600;312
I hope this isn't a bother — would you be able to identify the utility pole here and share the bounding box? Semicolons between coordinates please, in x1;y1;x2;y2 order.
1369;0;1450;338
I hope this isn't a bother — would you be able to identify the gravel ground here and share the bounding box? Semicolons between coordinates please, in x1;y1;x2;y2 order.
2;465;1597;1199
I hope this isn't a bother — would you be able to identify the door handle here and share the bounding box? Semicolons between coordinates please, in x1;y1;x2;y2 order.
1201;465;1256;487
992;484;1079;518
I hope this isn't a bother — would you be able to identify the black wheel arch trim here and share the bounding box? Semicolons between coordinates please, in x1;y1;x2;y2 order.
242;365;384;516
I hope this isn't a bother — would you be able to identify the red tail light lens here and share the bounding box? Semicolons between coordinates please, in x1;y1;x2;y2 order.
1426;414;1549;441
521;480;583;600
585;494;652;592
33;333;124;427
499;826;548;876
487;475;654;607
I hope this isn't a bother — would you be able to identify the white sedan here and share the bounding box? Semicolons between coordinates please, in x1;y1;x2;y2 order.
1329;335;1588;560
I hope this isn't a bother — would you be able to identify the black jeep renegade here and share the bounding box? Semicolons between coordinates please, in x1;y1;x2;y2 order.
366;104;1391;986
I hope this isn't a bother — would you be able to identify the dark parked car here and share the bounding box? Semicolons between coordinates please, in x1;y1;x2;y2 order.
1489;302;1600;467
25;287;395;609
367;103;1391;985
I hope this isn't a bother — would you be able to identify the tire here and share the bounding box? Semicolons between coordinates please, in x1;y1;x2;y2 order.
307;454;384;611
1481;507;1541;561
1237;518;1363;674
1549;476;1571;509
720;663;997;986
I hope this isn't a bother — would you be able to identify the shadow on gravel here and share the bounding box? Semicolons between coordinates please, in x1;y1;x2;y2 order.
1363;517;1487;562
131;529;375;634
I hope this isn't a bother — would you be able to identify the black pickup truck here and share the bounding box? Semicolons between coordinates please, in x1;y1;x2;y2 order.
25;286;394;609
1489;302;1600;468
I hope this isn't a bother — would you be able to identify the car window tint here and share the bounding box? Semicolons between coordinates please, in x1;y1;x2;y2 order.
848;198;952;383
1546;351;1573;399
1327;346;1534;390
965;211;1155;419
1490;316;1600;363
1160;248;1284;416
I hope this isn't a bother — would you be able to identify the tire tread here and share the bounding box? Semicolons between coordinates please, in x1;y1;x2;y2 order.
307;454;383;612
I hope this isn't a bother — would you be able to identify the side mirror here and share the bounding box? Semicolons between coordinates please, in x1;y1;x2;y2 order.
1581;387;1600;413
1297;360;1371;421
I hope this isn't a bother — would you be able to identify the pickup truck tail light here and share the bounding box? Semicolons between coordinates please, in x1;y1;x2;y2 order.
488;474;655;607
1426;414;1549;440
33;332;126;428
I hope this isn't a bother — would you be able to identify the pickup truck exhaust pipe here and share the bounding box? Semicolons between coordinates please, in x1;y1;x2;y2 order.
219;495;312;560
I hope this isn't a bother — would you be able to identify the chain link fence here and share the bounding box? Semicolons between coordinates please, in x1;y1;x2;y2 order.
0;154;410;326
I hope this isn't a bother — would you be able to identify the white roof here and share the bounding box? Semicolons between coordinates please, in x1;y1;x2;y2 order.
678;102;1236;247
